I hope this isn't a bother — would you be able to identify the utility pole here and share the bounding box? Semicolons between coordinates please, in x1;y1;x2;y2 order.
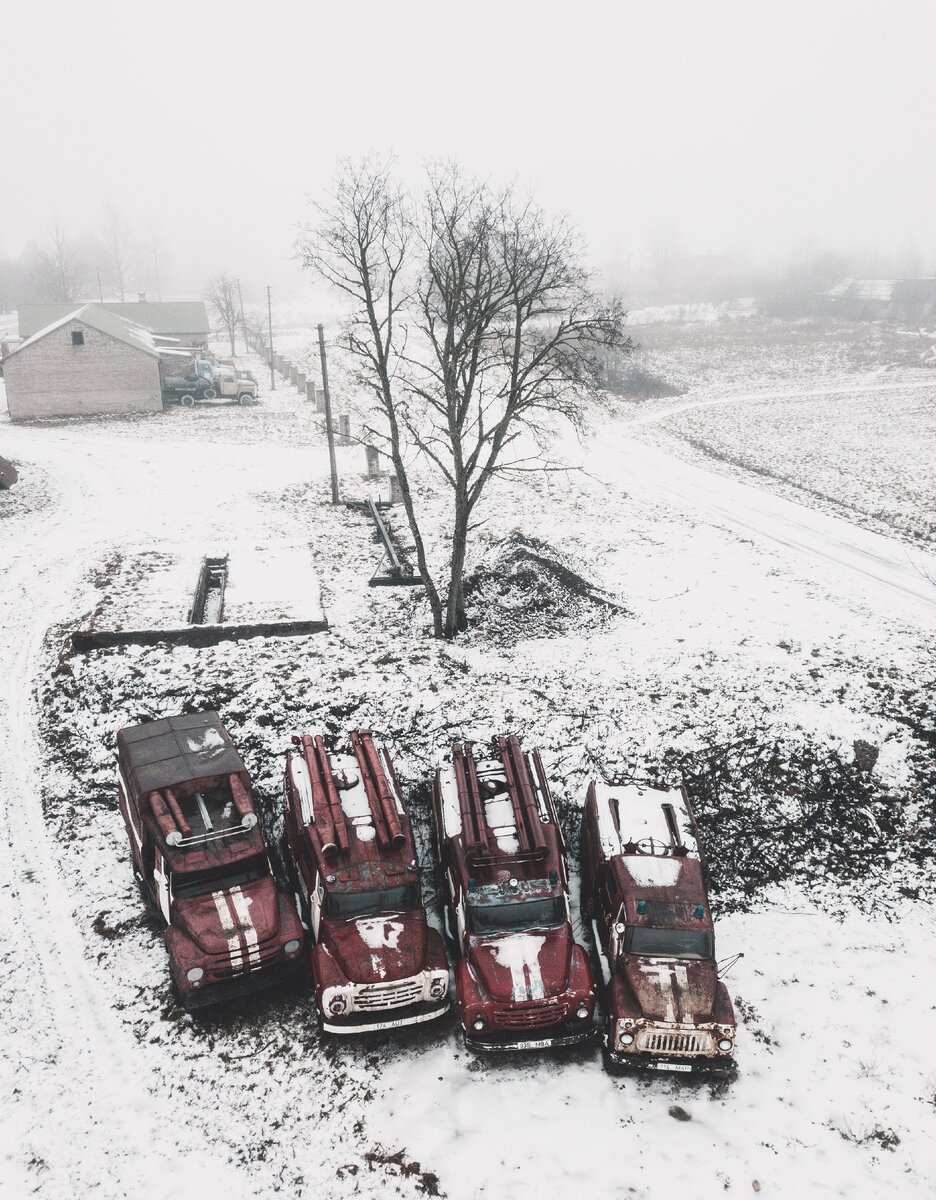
266;285;275;391
236;277;247;353
96;265;104;304
317;322;339;504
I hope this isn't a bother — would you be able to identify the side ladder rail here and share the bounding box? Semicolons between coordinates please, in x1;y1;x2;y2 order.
352;730;405;850
497;736;546;858
453;742;490;859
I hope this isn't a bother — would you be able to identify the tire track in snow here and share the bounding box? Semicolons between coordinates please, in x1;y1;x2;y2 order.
590;375;936;630
0;429;274;1198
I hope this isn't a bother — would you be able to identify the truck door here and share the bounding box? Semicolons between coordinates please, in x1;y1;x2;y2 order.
309;869;324;939
153;850;171;923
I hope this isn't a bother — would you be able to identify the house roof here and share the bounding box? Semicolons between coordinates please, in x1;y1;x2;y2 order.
4;304;163;360
18;300;210;338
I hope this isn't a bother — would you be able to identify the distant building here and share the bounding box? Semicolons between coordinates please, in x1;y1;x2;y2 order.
17;299;210;348
3;304;164;421
824;278;936;323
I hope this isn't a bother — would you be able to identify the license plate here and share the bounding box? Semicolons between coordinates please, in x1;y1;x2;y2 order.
519;1038;555;1050
654;1061;692;1072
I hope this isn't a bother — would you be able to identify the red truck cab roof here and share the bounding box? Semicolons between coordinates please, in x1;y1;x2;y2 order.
117;712;264;873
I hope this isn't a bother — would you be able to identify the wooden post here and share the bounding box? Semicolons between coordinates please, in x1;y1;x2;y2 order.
389;474;402;504
339;414;351;446
366;445;380;477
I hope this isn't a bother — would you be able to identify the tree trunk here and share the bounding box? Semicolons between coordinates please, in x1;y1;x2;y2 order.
444;492;470;639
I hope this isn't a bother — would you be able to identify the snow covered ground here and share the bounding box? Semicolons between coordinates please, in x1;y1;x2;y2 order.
0;321;934;1198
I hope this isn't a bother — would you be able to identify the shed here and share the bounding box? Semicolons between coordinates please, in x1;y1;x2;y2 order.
18;300;210;348
2;305;163;421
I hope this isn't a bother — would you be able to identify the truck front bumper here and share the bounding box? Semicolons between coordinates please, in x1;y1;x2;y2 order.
605;1047;736;1077
175;958;305;1010
465;1017;598;1053
321;997;450;1035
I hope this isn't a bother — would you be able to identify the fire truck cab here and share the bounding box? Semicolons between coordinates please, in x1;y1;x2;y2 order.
116;712;304;1007
283;731;450;1033
434;736;597;1052
581;781;737;1074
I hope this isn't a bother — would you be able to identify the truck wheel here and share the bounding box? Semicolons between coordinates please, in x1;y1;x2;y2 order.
180;393;196;407
237;392;252;406
203;387;217;400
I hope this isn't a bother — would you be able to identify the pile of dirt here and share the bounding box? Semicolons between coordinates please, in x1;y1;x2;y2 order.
462;532;625;640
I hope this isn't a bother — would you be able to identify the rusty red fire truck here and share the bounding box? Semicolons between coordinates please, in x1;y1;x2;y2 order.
116;712;305;1007
282;730;450;1033
580;780;737;1074
433;736;597;1051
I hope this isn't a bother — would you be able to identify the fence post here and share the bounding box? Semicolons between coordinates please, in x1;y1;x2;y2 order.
366;445;381;477
389;474;402;504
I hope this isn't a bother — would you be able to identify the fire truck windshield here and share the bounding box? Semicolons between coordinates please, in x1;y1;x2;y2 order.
626;927;713;959
468;895;565;935
325;881;420;919
171;857;268;899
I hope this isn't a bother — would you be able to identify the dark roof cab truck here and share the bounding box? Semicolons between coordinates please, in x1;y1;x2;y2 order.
283;730;450;1034
433;736;597;1052
581;781;737;1075
116;712;304;1007
161;371;216;407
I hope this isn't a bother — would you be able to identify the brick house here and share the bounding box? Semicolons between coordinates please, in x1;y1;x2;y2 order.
3;304;163;421
18;300;210;349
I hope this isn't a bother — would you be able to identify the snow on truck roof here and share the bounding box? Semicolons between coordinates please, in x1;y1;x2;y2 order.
437;738;559;871
117;712;247;795
591;782;699;862
287;732;415;879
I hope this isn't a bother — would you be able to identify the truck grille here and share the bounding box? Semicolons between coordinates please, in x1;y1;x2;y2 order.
497;1001;564;1029
638;1029;714;1055
353;978;424;1011
206;942;281;977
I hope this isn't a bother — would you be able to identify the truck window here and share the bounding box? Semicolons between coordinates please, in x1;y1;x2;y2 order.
171;856;268;899
467;895;565;935
625;927;713;960
325;881;420;919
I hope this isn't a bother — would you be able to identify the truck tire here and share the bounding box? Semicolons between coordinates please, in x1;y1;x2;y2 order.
237;392;252;406
180;393;196;407
203;387;217;400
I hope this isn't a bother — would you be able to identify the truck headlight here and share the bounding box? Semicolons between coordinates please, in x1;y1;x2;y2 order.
284;939;301;955
718;1038;733;1052
328;994;348;1016
429;974;448;1001
186;967;204;983
472;1016;486;1031
576;1004;590;1020
618;1031;635;1046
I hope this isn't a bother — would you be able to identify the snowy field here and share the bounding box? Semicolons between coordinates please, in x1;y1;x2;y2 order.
1;319;934;1199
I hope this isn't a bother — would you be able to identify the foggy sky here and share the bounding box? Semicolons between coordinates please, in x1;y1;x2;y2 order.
3;0;934;303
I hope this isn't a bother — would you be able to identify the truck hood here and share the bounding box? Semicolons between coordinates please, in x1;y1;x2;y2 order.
622;955;717;1024
323;912;428;985
174;877;282;958
467;925;572;1003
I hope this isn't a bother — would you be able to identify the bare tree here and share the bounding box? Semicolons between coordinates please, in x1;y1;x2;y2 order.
206;274;240;355
100;204;135;302
143;222;166;301
297;160;632;639
25;221;87;303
